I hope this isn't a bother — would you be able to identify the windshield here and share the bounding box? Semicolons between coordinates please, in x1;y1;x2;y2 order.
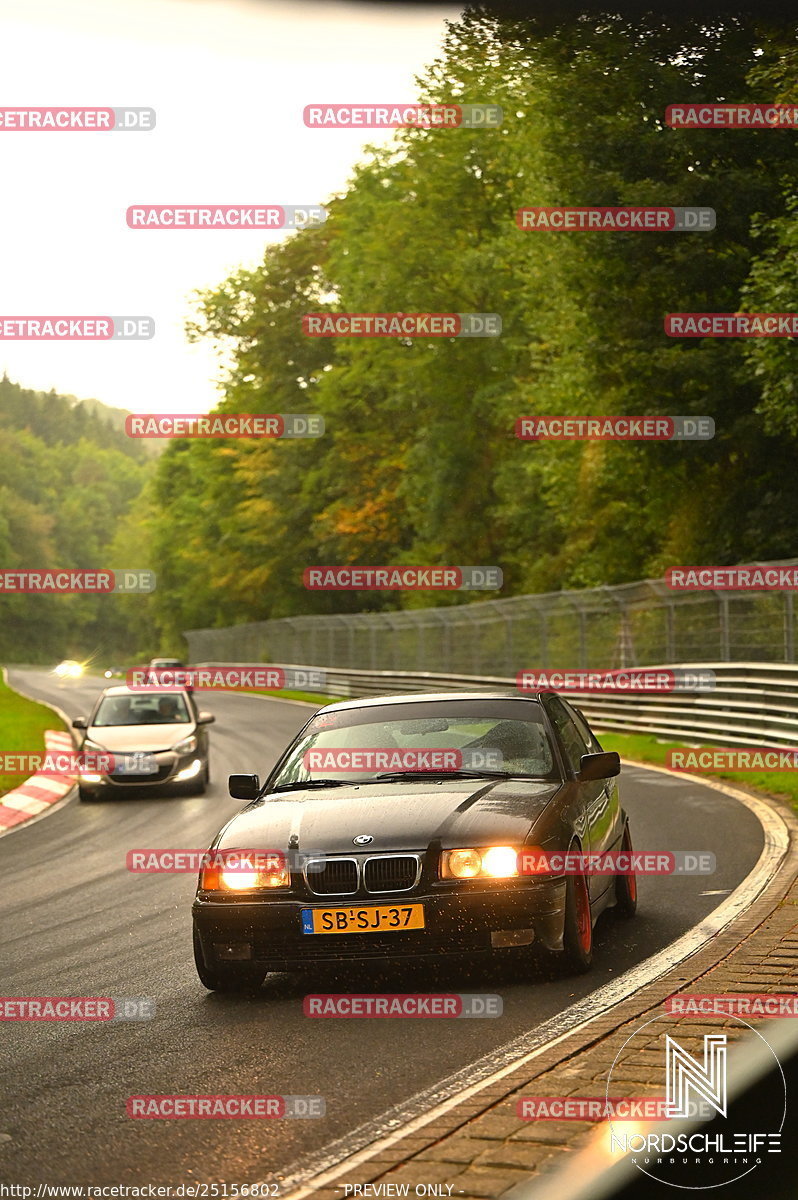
92;693;191;726
269;698;556;790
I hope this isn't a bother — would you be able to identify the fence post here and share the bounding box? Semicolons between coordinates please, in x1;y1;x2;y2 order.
719;594;730;661
786;593;795;662
666;602;676;662
504;608;514;677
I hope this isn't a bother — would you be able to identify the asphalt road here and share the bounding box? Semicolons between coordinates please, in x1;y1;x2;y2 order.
0;669;765;1187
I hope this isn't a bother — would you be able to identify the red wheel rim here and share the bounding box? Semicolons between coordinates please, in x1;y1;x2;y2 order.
576;873;591;951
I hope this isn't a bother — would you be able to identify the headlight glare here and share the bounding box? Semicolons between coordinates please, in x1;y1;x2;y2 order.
443;845;520;880
221;869;261;890
201;853;290;891
481;845;519;878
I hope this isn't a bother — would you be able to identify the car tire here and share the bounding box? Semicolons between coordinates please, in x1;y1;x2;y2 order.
78;786;98;803
193;927;264;993
614;819;638;917
562;863;593;973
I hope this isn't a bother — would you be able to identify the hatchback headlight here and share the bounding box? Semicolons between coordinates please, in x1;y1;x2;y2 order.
441;846;519;880
82;738;107;755
172;734;197;755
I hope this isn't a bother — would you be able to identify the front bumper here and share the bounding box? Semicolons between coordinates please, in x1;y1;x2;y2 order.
79;752;204;793
192;879;567;970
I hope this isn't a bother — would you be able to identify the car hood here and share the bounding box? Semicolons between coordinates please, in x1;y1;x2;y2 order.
215;778;563;853
87;724;195;753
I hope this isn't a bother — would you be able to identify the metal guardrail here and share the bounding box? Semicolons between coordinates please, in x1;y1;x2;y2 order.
196;661;798;749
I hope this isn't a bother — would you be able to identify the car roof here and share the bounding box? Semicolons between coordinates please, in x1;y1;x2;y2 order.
315;690;546;714
99;685;191;698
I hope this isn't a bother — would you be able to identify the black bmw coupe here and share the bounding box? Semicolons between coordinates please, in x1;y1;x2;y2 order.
192;690;637;990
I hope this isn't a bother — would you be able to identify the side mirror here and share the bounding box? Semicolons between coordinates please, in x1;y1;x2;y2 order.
196;712;215;725
579;751;621;782
72;717;88;729
229;773;260;800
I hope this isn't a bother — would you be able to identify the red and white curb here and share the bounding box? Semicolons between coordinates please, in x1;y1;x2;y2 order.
0;729;76;831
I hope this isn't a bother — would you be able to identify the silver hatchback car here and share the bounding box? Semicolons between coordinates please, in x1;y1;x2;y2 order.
72;685;214;801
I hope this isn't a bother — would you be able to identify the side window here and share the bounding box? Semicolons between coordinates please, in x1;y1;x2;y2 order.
564;702;603;754
545;697;589;775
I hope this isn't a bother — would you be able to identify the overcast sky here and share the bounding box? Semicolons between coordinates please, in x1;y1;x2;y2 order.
0;0;459;415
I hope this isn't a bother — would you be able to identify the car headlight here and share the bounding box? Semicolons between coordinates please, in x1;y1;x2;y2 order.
172;734;198;755
54;660;84;679
200;854;289;891
441;845;519;880
82;738;107;754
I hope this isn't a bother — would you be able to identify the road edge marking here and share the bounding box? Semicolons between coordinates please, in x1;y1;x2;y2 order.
0;668;77;839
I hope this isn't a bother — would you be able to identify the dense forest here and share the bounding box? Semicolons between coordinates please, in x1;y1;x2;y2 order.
0;376;153;660
2;4;798;660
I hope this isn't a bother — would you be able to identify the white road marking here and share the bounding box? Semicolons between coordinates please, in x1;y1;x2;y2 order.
18;774;73;795
1;794;51;814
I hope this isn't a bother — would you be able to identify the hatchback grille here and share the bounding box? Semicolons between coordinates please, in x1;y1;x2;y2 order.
364;855;419;893
306;858;358;895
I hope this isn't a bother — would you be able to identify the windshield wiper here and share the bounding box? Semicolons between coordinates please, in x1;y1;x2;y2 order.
270;778;350;792
374;769;512;781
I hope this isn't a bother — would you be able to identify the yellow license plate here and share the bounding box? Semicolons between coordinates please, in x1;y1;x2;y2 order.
300;903;425;935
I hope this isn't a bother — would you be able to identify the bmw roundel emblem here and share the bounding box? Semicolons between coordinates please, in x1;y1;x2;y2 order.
353;834;373;845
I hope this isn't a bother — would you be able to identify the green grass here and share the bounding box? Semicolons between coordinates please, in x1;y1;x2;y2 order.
0;673;69;798
597;729;798;811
